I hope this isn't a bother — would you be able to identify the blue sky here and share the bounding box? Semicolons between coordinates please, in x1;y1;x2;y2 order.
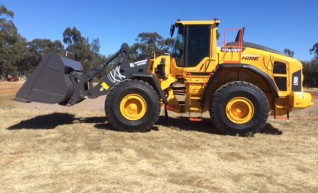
2;0;317;61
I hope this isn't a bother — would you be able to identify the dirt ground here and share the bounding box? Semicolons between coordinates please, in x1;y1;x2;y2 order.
0;81;106;111
0;81;23;95
0;81;318;193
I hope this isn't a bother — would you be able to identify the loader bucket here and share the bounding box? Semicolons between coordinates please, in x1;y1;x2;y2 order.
15;53;83;104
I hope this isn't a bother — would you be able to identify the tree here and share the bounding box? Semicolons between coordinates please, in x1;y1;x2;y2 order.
310;43;318;58
0;4;28;78
91;38;100;55
302;42;318;87
164;37;175;51
63;27;92;70
63;27;104;71
28;39;64;55
283;48;294;57
63;27;84;46
302;59;318;87
130;32;174;61
18;39;65;76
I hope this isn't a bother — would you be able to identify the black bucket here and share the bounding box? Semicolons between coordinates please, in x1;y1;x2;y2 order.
15;53;83;104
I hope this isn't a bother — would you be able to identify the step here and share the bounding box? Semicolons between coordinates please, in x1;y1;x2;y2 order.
189;107;201;112
189;117;203;122
173;91;186;95
274;116;289;121
190;96;201;100
178;101;185;105
171;86;186;90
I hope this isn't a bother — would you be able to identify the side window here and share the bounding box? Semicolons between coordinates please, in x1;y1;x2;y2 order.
185;25;210;67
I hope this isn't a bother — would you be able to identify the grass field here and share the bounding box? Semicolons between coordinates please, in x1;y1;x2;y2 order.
0;82;317;192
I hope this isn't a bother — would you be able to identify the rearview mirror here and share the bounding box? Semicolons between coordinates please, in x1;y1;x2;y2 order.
170;24;175;37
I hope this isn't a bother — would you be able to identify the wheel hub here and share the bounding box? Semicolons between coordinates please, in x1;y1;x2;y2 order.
226;97;254;124
120;94;147;121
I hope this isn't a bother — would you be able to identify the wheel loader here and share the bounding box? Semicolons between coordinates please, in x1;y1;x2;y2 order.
15;19;313;136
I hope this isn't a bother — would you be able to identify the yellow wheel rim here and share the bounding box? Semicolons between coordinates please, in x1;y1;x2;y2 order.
226;97;254;124
120;94;147;121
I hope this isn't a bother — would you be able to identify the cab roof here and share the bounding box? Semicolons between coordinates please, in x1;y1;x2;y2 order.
176;19;220;26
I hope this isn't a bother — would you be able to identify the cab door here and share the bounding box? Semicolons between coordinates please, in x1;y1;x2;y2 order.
184;25;211;69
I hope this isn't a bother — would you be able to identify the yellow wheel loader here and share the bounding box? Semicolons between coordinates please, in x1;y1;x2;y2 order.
16;19;313;136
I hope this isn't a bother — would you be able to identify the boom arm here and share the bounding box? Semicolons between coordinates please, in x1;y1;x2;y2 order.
67;43;132;105
83;43;130;83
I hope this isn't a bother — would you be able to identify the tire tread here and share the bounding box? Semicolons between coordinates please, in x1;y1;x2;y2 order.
105;79;160;132
210;81;269;136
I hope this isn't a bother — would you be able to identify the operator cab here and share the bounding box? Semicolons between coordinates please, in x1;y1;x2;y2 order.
171;20;220;68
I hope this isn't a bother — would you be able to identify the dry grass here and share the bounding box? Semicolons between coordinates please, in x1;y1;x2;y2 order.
0;102;318;192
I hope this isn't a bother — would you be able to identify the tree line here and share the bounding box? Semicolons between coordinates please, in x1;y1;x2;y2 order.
0;4;103;78
1;4;318;87
0;4;173;80
283;48;318;87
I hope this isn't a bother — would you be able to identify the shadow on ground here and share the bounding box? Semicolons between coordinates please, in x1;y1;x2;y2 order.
156;116;223;135
260;123;283;135
7;113;106;130
156;116;283;136
7;113;283;136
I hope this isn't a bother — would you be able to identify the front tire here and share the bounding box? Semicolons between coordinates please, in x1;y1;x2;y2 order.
210;81;269;136
105;79;160;132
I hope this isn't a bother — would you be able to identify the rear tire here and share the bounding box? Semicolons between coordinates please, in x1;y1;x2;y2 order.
210;81;269;136
105;79;160;132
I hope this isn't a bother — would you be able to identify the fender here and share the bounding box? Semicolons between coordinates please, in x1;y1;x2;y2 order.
202;64;279;109
132;73;168;104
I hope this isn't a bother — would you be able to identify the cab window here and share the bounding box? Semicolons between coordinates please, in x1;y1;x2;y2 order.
185;25;210;67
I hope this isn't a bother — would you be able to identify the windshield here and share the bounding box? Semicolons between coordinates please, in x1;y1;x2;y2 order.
171;26;184;66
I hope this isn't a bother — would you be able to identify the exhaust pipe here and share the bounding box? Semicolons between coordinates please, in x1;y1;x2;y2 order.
15;53;84;104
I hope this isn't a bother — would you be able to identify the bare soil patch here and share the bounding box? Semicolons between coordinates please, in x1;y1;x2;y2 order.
0;81;24;95
305;87;318;99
